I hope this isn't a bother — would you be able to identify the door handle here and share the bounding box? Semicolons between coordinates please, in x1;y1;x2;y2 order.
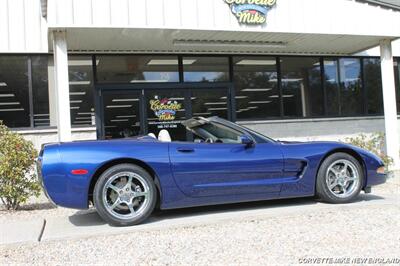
177;148;195;153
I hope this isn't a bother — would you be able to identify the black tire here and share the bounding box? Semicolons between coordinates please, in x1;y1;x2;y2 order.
93;163;157;226
316;152;364;203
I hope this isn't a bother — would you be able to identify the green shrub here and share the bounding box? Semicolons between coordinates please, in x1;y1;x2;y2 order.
0;121;40;210
345;132;393;171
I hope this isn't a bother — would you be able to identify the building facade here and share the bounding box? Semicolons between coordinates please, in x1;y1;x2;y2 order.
0;0;400;168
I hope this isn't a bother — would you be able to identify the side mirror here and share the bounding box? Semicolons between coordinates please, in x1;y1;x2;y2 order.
240;135;254;148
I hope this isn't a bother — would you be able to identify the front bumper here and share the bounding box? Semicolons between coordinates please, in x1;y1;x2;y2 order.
365;170;387;189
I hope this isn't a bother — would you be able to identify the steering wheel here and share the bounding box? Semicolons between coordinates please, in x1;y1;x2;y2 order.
205;138;214;143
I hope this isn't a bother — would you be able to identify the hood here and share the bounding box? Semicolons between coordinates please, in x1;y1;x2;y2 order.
279;140;385;166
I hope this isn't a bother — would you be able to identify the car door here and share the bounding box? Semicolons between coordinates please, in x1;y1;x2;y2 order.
168;141;284;197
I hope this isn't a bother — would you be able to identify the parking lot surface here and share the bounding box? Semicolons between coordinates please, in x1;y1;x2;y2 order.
1;180;399;265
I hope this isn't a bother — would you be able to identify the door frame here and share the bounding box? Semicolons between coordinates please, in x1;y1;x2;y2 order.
95;82;235;139
97;89;145;139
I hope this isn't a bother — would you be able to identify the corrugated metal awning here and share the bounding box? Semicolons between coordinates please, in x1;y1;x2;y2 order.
45;0;400;55
56;28;396;56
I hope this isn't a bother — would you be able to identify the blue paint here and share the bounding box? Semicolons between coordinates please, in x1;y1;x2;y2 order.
38;120;386;211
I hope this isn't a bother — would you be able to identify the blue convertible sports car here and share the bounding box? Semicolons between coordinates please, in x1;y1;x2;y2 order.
38;116;386;226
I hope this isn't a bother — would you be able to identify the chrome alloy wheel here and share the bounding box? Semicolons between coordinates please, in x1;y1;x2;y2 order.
326;159;360;198
102;172;150;220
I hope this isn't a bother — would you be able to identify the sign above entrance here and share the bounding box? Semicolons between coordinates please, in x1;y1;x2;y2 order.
224;0;277;25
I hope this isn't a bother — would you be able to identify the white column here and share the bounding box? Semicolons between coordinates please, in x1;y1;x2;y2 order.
380;39;400;170
47;57;57;127
52;30;72;142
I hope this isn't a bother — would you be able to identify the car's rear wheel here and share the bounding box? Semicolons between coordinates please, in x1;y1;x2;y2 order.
316;152;363;203
93;163;157;226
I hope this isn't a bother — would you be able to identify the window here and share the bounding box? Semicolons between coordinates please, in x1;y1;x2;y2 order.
183;57;229;82
0;56;31;128
32;56;50;127
324;59;340;116
191;88;229;119
280;57;323;117
233;56;279;120
324;58;364;116
68;56;95;127
363;58;383;115
102;90;142;139
0;55;50;129
0;53;390;130
339;58;363;116
96;55;179;83
395;58;400;114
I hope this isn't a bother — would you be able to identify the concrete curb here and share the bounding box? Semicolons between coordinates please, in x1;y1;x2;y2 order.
0;218;45;245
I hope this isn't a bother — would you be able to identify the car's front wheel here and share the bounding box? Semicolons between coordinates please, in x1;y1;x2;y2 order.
316;152;363;203
93;163;157;226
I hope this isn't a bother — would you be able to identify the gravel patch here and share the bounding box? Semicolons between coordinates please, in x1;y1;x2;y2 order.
0;192;79;223
1;205;399;265
1;182;399;266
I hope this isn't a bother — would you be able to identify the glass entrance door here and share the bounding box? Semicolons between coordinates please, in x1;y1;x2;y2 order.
99;87;231;140
145;88;230;142
145;90;188;141
101;90;142;139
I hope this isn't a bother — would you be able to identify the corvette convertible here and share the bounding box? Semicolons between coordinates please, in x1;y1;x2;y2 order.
38;116;386;226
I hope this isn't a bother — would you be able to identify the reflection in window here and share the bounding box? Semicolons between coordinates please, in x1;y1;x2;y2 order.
183;57;229;82
324;59;340;116
324;58;363;116
96;55;179;83
0;56;30;128
363;58;383;115
68;56;95;127
233;57;279;120
103;91;141;139
281;57;323;117
339;58;363;116
32;56;50;127
191;88;228;119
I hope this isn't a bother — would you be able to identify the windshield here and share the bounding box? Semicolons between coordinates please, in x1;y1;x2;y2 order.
237;124;276;143
154;116;276;144
192;123;244;144
206;117;275;143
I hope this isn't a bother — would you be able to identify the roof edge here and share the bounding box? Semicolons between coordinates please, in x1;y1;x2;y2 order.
356;0;400;11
